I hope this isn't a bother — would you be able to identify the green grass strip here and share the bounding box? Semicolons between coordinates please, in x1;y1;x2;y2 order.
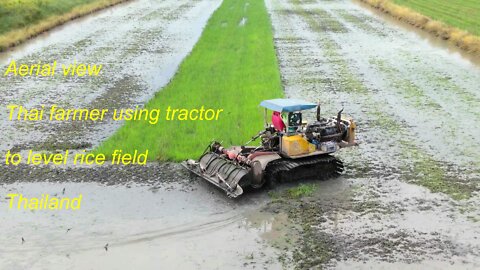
392;0;480;36
96;0;283;161
0;0;97;35
287;184;317;199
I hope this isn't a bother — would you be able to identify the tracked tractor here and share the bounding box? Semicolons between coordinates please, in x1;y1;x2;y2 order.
181;99;357;198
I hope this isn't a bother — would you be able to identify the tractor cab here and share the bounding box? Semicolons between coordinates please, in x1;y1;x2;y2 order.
260;98;316;135
259;98;356;158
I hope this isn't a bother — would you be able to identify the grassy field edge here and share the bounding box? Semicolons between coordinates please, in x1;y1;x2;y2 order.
0;0;132;52
95;0;284;161
359;0;480;55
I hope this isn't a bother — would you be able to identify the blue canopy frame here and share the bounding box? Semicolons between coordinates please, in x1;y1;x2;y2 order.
260;99;317;112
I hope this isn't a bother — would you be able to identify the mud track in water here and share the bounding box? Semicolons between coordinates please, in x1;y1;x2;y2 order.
264;0;480;268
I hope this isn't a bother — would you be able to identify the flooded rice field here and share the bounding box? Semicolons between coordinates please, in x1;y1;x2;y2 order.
0;0;221;153
264;0;480;268
1;0;480;268
0;181;282;269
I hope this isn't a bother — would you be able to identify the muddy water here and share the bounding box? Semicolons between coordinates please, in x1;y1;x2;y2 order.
0;0;222;153
265;0;480;268
0;182;283;269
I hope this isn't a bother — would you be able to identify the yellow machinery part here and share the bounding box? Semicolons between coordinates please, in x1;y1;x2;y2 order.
348;119;356;144
282;135;316;156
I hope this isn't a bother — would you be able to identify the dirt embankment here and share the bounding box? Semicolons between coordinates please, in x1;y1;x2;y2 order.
358;0;480;55
0;0;132;52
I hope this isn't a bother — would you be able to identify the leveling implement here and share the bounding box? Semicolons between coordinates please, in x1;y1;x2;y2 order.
182;99;357;197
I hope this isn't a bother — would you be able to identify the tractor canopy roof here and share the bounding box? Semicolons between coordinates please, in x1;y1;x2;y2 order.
260;98;317;112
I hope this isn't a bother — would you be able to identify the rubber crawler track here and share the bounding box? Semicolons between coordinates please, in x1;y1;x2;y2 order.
265;155;344;185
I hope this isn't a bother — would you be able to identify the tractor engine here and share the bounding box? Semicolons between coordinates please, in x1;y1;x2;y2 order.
261;127;280;151
305;119;347;143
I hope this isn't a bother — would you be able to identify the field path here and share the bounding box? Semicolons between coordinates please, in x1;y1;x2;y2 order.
0;0;221;153
266;0;480;268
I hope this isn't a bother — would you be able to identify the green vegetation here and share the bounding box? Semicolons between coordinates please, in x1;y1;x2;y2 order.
267;184;317;201
1;0;93;35
401;143;474;200
360;0;480;54
392;0;480;36
0;0;129;50
96;0;283;161
287;184;316;199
